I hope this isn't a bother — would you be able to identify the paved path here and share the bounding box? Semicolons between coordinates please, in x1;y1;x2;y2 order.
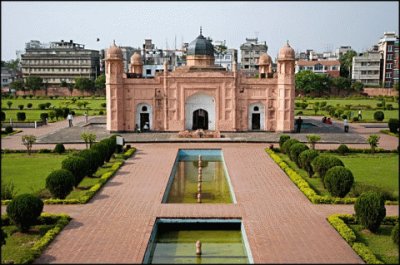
14;143;393;264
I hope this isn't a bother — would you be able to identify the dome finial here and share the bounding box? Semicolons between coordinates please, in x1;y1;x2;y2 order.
113;39;116;46
287;40;290;46
200;26;202;35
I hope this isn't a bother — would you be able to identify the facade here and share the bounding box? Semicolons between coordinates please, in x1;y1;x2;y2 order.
1;67;16;87
106;32;295;133
295;60;340;77
240;37;268;75
20;40;100;85
351;50;381;87
378;32;399;88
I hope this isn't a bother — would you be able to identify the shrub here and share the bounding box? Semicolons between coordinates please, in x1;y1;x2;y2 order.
45;169;75;199
99;110;104;115
311;155;344;183
101;103;106;108
104;136;117;162
38;103;46;110
61;156;88;187
91;142;108;164
53;143;66;154
54;108;64;120
392;223;399;245
376;103;383;108
1;228;6;246
367;134;380;154
337;144;350;155
301;102;308;109
1;181;17;200
40;112;49;123
27;103;33;109
70;110;75;116
62;108;70;118
373;111;384;121
18;104;24;110
279;135;290;149
45;102;51;109
324;166;354;197
49;110;56;121
16;112;26;121
352;117;359;122
388;118;399;134
5;125;13;134
341;114;347;119
1;111;5;121
306;134;321;150
350;183;397;202
281;138;300;154
81;132;97;148
289;143;309;166
354;191;386;233
298;149;319;177
386;104;393;110
22;135;36;155
6;194;43;232
76;149;102;176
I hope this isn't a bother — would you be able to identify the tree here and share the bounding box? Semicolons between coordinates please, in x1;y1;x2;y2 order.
367;134;380;154
25;76;43;94
95;74;106;90
331;76;351;95
6;194;43;232
295;70;330;96
81;132;97;148
306;134;321;150
22;135;36;155
351;81;364;92
354;191;386;233
339;50;357;78
74;77;94;92
3;59;20;71
7;101;12;109
10;79;25;91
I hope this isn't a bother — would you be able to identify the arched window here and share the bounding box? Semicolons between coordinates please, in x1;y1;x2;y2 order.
142;106;148;112
254;106;259;112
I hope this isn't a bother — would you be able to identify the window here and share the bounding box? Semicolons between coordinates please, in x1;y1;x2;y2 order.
142;106;147;112
225;55;231;60
254;106;259;111
388;45;393;52
387;63;392;69
386;72;392;78
387;54;393;60
146;69;151;75
331;66;337;70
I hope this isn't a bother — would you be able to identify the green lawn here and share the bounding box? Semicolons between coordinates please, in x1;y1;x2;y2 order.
350;224;399;264
2;108;104;122
295;109;399;122
276;152;399;199
296;98;399;108
1;97;106;110
1;153;68;195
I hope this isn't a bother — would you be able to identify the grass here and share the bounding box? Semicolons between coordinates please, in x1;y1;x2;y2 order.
380;130;399;138
295;109;399;123
1;129;22;138
295;98;399;109
349;224;399;264
1;153;68;195
1;97;106;110
276;152;399;199
2;109;104;122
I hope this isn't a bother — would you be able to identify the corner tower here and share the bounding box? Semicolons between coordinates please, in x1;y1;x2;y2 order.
105;41;124;132
276;41;295;132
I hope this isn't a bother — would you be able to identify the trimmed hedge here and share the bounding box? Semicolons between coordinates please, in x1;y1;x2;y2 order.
281;138;300;154
392;222;399;245
45;169;75;199
6;194;44;232
373;111;384;121
324;166;354;198
298;149;319;177
61;156;88;187
76;149;102;176
16;112;26;121
289;143;309;166
279;135;291;149
53;143;66;154
388;118;399;134
311;155;344;184
354;191;386;233
337;144;350;155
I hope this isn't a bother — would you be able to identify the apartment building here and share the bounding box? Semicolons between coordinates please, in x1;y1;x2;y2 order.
20;40;100;85
378;32;399;88
240;37;268;73
295;60;341;77
352;50;381;87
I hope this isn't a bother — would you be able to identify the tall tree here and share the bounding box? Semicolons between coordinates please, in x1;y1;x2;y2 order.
74;77;94;92
10;79;25;91
95;74;106;90
331;76;351;95
25;76;43;94
339;50;357;78
295;70;330;96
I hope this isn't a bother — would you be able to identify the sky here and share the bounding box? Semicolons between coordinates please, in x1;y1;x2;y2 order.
1;1;399;61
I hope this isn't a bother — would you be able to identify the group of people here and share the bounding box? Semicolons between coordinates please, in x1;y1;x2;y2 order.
322;116;332;125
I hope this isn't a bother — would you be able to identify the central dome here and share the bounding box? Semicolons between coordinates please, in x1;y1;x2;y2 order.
187;31;214;57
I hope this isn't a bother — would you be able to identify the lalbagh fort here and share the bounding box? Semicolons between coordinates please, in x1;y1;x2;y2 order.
106;30;295;133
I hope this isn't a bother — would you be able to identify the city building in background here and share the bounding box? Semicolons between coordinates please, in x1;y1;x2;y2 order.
240;37;268;76
1;67;17;88
20;40;100;85
352;46;381;87
295;60;341;77
378;32;399;88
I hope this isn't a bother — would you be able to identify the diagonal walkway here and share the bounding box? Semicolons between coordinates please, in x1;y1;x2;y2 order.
28;143;398;264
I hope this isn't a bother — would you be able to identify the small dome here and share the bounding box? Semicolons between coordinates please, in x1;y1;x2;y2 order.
259;53;272;65
187;29;215;57
278;41;295;59
107;41;123;59
130;52;142;64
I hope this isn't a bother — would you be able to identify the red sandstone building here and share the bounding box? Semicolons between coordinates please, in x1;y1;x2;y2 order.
105;31;295;133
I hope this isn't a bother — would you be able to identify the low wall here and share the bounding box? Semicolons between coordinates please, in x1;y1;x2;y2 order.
14;87;105;97
363;88;398;96
2;121;45;128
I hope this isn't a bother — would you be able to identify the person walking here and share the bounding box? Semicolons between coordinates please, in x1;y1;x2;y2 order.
344;118;349;133
295;117;303;133
67;113;73;127
358;110;362;120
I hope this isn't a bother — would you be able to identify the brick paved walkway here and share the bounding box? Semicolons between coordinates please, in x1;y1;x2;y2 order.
1;118;398;263
20;143;395;264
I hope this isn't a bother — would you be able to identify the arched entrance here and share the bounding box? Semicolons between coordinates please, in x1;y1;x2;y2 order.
192;109;209;130
185;93;215;130
248;103;265;130
136;103;152;131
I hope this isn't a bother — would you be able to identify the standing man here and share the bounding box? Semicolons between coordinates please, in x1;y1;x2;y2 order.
84;111;88;123
295;117;303;133
358;110;362;120
67;113;73;127
344;118;349;133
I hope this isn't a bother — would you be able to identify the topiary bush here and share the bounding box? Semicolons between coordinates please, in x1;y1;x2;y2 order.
53;143;66;154
38;103;46;110
311;155;344;184
354;191;386;233
61;156;88;187
324;166;354;197
5;125;13;134
337;144;350;155
1;111;5;122
373;111;384;121
18;104;24;110
45;169;75;199
388;118;399;134
91;142;108;164
16;112;26;121
392;222;399;245
6;194;43;232
281;138;300;154
289;143;309;166
27;103;33;109
298;149;319;177
40;112;49;123
279;135;290;149
76;149;102;176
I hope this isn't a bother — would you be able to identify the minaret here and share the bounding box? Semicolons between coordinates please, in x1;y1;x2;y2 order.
130;52;143;77
276;41;295;132
105;41;125;132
